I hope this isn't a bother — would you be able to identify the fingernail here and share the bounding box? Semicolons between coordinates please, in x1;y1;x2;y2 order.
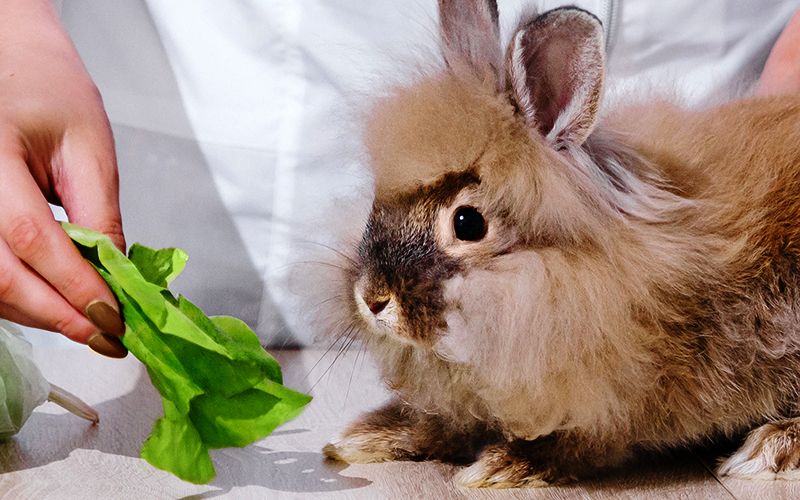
86;300;125;337
87;332;128;359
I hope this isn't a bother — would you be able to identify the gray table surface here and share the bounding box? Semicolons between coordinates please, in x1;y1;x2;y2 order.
1;340;798;499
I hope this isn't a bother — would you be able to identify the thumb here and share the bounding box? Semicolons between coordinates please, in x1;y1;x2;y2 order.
55;123;126;251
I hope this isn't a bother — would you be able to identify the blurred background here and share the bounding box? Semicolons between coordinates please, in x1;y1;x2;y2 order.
37;0;797;346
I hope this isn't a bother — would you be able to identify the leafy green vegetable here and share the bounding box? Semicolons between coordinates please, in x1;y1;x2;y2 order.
64;223;311;484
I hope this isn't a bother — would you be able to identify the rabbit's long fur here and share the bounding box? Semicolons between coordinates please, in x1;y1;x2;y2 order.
322;2;800;487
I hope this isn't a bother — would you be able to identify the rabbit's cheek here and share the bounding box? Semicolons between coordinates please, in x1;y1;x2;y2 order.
433;274;474;362
433;309;473;364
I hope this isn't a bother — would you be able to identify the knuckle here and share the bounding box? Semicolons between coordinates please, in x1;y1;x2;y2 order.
53;312;85;338
0;125;21;152
58;269;87;298
81;85;112;125
95;219;124;240
93;220;125;249
6;215;46;260
82;79;105;105
70;75;105;109
87;82;103;102
0;267;15;302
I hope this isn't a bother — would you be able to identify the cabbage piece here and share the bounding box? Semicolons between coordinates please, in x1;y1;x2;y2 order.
0;321;98;438
63;223;311;484
0;321;49;438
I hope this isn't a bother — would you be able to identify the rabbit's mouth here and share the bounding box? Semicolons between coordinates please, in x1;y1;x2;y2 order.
353;279;401;338
352;277;446;348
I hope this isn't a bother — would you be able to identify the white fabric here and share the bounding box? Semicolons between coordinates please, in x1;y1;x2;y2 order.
56;0;796;345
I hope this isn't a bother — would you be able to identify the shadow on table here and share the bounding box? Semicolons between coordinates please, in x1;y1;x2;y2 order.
200;446;729;497
542;443;741;498
0;369;370;494
184;446;371;498
0;368;155;473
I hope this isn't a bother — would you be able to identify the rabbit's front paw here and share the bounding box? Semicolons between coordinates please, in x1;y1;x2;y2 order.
719;418;800;480
323;432;401;464
455;442;573;489
324;400;490;464
323;401;422;464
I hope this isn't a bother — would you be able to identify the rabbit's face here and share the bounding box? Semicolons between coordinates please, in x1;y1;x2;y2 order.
354;170;518;347
354;172;465;344
353;75;537;347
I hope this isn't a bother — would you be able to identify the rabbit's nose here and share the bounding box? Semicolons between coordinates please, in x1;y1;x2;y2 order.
367;297;390;315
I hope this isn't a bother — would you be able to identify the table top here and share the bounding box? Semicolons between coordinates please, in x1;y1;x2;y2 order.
1;336;798;499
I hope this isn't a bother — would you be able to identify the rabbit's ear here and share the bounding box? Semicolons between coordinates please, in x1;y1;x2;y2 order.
507;8;604;148
439;0;502;87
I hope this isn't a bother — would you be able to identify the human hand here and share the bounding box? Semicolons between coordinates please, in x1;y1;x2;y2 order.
756;10;800;97
0;0;126;357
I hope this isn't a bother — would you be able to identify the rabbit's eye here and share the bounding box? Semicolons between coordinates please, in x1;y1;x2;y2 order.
453;206;487;241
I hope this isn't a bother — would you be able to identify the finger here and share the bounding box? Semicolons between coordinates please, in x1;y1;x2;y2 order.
56;121;125;251
0;231;96;342
0;301;76;336
0;153;125;337
0;243;127;358
756;10;800;97
0;301;127;359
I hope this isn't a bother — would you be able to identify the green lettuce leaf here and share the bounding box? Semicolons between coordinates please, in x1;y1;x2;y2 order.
63;223;311;484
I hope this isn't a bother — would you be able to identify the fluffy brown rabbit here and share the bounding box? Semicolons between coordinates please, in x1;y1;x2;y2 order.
321;1;800;488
